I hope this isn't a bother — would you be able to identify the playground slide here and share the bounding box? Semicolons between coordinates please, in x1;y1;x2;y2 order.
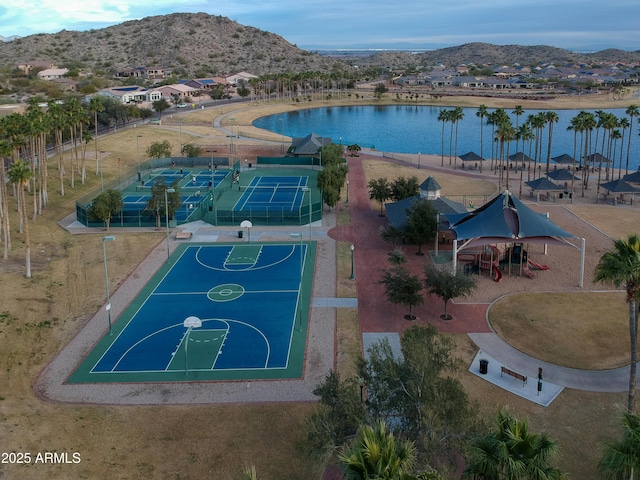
523;265;536;279
492;261;502;282
528;260;549;270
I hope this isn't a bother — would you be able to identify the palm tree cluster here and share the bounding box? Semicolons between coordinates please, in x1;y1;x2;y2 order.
246;70;364;104
0;97;110;275
456;103;640;200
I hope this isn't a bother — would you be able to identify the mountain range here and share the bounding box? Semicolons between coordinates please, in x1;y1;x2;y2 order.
0;12;638;76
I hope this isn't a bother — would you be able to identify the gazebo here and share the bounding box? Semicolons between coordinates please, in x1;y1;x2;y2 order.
441;190;585;286
525;177;565;201
551;153;580;166
459;151;485;170
599;179;640;205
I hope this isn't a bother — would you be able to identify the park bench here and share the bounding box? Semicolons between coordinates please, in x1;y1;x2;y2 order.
175;231;192;240
501;366;527;386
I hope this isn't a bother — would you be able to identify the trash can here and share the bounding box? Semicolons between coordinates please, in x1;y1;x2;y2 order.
479;359;488;375
238;230;243;239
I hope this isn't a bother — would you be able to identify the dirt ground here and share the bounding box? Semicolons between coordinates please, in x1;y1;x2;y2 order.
1;91;639;479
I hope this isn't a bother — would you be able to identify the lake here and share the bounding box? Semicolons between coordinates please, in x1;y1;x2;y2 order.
253;105;640;171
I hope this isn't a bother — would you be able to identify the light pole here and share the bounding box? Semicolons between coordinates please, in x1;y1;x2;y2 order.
102;235;115;334
349;244;355;280
136;135;142;180
179;118;183;155
99;151;106;191
418;152;421;170
302;186;311;240
183;316;202;375
165;188;176;262
346;180;349;205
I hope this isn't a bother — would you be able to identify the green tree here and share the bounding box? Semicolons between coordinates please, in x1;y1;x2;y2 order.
391;176;420;201
182;143;203;157
305;370;368;461
145;178;181;229
379;265;423;320
88;189;123;231
404;199;438;256
152;98;171;119
237;85;251;99
598;412;640;480
463;410;566;480
368;177;393;216
374;83;388;99
347;144;361;157
380;225;404;249
594;234;640;413
423;265;476;320
357;325;477;466
340;420;417;480
146;140;172;159
7;160;34;277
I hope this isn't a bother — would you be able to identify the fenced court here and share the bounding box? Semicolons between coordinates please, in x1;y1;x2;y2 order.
76;163;323;228
234;176;309;212
68;242;315;383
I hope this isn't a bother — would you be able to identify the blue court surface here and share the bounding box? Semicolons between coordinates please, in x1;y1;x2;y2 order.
68;242;315;383
234;176;309;212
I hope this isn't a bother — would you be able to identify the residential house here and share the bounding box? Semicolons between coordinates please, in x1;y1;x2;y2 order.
37;68;69;80
17;60;55;74
149;84;198;103
115;67;167;81
51;77;78;92
97;86;151;104
226;71;258;86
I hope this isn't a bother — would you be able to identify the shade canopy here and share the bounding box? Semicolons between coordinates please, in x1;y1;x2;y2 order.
600;179;640;193
443;190;575;247
509;152;535;163
525;177;565;191
584;153;612;164
623;171;640;183
459;151;485;162
547;168;580;181
551;153;579;165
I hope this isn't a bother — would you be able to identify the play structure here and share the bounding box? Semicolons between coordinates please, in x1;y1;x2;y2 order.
460;243;549;282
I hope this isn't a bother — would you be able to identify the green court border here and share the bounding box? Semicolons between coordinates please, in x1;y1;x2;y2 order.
68;241;316;383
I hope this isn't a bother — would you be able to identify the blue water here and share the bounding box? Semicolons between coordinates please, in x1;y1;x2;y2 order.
253;105;640;171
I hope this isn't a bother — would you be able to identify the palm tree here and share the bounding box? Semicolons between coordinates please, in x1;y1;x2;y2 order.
463;410;566;480
88;96;105;175
512;105;524;129
437;109;448;167
545;111;559;174
340;420;417;480
598;412;640;479
618;117;630;179
451;106;464;170
7;160;34;278
625;105;639;175
0;139;12;259
476;105;488;173
594;234;640;414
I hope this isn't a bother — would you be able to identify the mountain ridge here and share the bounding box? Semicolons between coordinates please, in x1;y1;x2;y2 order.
0;13;638;76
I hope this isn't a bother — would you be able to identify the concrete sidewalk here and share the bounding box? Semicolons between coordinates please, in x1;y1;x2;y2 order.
469;332;637;394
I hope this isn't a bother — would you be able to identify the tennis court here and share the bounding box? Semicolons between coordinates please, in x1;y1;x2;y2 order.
68;242;314;383
234;176;309;212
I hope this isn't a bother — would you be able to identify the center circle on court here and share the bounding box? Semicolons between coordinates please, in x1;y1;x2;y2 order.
208;283;245;302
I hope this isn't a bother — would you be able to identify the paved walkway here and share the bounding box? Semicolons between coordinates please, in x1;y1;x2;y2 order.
328;153;637;406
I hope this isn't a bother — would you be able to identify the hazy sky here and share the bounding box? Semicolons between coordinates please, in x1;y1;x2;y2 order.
1;0;638;51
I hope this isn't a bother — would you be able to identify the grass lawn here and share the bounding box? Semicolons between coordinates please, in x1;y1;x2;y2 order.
1;96;638;479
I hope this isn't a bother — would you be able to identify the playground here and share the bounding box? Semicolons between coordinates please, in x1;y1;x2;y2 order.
460;243;550;282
